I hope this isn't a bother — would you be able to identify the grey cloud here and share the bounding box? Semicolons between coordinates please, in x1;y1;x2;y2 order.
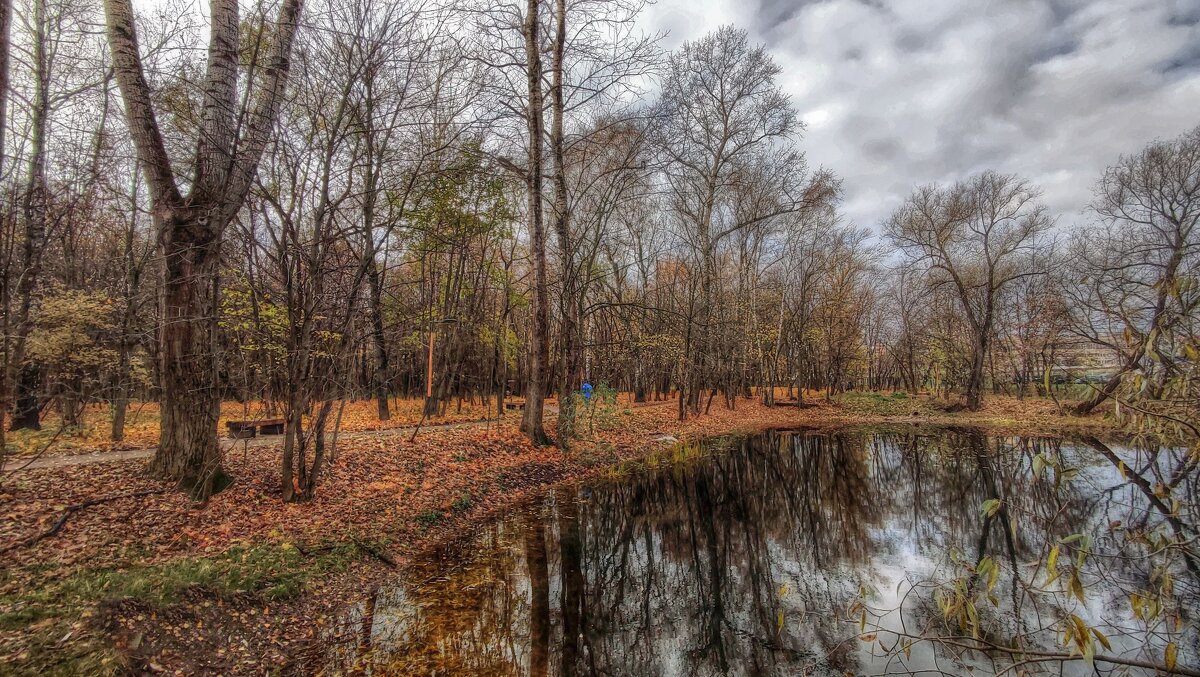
643;0;1200;230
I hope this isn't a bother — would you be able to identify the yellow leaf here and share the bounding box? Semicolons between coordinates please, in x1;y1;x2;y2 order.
1166;642;1178;671
1070;572;1085;603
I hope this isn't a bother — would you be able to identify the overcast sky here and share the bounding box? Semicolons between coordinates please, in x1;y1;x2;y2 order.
638;0;1200;230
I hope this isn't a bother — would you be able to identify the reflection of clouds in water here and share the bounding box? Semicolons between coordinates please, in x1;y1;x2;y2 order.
323;428;1198;676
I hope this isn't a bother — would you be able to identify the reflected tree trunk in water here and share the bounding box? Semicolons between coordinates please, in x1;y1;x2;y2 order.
526;512;551;676
358;588;377;657
967;431;1019;572
693;473;730;671
1084;436;1200;579
557;488;584;677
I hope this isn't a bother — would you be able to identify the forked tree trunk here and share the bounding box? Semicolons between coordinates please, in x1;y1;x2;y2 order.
104;0;302;500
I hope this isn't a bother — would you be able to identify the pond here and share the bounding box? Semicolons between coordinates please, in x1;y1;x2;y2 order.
325;427;1199;676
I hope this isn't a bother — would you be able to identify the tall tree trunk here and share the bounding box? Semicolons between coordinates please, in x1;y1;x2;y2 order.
520;0;550;445
7;0;48;432
361;136;390;421
367;259;390;421
0;0;13;449
549;0;579;448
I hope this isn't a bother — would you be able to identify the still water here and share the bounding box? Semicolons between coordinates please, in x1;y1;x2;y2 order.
327;427;1198;675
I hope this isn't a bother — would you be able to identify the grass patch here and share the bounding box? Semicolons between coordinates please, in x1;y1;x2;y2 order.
0;541;360;676
451;494;472;514
416;509;444;528
836;391;935;416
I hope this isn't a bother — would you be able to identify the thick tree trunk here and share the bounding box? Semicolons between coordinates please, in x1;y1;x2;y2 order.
105;0;302;499
149;213;225;499
965;333;988;411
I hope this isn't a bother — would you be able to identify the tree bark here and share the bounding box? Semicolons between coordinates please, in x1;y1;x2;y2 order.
367;256;390;421
520;0;550;445
150;214;225;497
0;0;10;450
965;333;988;411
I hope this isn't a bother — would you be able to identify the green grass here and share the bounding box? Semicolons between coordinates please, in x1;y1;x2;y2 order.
0;541;361;676
416;509;444;528
451;494;473;514
836;391;937;416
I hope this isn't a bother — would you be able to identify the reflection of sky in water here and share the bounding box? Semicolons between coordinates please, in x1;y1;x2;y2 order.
325;428;1198;676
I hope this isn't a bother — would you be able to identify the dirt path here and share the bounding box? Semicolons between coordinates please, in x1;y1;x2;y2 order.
1;419;496;472
1;400;681;472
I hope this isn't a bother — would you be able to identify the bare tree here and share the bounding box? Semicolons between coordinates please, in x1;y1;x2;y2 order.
886;172;1051;410
103;0;303;498
655;26;836;419
1066;125;1200;416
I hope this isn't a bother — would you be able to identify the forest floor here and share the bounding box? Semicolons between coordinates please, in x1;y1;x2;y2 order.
0;392;1117;675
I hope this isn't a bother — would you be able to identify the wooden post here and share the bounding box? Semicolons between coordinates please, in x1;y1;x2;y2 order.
426;328;435;401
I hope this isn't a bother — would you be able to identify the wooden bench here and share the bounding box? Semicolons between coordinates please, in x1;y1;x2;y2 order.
504;401;525;411
226;418;286;438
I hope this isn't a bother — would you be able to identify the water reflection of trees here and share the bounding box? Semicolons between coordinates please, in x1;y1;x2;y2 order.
327;428;1198;675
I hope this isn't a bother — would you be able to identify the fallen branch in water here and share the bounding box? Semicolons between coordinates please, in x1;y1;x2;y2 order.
1;488;168;555
873;627;1200;677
